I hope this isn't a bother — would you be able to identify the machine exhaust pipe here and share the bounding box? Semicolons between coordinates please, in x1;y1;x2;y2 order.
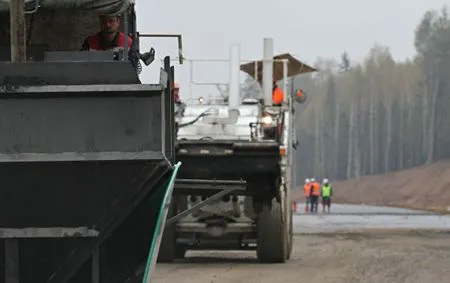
262;38;274;106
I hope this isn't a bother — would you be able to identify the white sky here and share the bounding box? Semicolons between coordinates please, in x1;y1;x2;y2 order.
135;0;449;99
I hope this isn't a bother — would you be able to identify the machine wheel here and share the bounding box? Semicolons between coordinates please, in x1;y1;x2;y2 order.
256;199;288;263
156;229;186;262
157;197;187;262
287;204;293;259
157;222;176;262
157;200;178;262
175;246;187;259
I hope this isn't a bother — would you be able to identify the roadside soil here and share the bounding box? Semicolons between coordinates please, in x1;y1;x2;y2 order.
153;231;450;283
293;159;450;212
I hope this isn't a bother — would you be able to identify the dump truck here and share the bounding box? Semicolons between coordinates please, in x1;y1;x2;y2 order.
158;40;316;263
0;1;182;282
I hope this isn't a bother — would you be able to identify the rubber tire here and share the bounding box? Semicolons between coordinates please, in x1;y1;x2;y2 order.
157;199;178;263
256;199;288;263
287;205;293;260
175;246;187;259
157;223;176;262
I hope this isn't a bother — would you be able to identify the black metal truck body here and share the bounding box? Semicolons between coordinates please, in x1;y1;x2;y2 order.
0;55;176;283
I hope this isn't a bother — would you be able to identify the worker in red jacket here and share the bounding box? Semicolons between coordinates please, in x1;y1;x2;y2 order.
81;12;132;51
309;178;321;213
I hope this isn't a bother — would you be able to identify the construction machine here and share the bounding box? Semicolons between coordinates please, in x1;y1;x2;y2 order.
158;39;316;263
0;1;183;282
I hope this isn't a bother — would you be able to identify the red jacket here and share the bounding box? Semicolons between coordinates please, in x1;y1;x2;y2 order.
86;32;133;51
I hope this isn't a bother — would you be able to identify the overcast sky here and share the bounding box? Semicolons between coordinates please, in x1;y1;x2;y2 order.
136;0;449;99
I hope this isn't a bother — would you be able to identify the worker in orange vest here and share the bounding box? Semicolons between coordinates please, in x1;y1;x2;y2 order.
309;178;321;213
256;73;284;105
272;81;285;106
303;178;311;213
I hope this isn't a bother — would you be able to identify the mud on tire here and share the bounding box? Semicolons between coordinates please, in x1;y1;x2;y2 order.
256;199;288;263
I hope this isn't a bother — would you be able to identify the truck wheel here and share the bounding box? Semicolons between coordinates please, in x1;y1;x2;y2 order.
157;231;185;262
256;199;288;263
157;224;176;262
175;246;187;259
287;204;293;259
157;200;178;262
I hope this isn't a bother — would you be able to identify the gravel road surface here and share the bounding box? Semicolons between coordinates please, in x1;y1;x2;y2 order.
152;204;450;283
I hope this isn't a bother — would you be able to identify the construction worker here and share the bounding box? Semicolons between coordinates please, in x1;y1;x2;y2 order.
173;82;182;105
81;13;133;51
272;80;284;106
321;178;333;213
309;178;321;213
303;178;311;213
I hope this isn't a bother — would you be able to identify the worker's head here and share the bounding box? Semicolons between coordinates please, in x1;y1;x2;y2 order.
172;82;180;102
323;178;329;185
98;13;121;35
173;82;180;93
272;76;278;86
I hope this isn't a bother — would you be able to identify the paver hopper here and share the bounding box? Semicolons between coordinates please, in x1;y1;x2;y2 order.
0;1;181;282
0;57;180;282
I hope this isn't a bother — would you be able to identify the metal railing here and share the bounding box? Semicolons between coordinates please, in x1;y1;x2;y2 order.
139;33;184;65
161;56;291;104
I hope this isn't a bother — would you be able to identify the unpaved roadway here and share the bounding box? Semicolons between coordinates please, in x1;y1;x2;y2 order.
152;204;450;283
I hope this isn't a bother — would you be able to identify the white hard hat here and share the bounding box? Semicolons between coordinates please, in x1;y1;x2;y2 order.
310;178;315;182
323;178;329;183
305;178;310;183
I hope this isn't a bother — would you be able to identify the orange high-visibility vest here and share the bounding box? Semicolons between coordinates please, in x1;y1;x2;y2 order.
272;86;284;105
310;182;321;196
304;184;311;196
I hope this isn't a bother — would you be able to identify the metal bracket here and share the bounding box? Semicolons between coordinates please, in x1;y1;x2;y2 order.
165;179;247;227
2;227;99;283
138;33;184;64
174;178;246;195
165;187;236;227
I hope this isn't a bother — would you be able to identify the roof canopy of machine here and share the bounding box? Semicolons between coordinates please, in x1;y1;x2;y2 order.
0;0;134;13
240;53;317;83
0;0;135;52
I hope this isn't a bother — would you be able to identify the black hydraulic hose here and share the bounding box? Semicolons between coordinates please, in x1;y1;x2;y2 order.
178;108;213;128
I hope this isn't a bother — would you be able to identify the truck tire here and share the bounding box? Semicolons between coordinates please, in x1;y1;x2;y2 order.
287;204;293;259
157;199;178;262
256;199;288;263
157;226;176;262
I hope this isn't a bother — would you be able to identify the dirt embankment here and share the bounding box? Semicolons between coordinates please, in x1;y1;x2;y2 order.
294;160;450;212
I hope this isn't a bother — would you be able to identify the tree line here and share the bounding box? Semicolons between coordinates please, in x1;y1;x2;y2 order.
287;6;450;183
